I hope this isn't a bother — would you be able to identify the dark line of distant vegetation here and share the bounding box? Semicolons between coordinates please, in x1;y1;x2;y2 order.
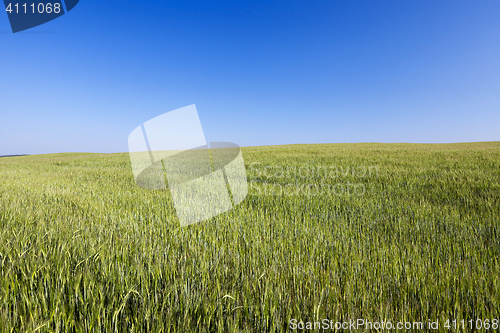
0;154;29;158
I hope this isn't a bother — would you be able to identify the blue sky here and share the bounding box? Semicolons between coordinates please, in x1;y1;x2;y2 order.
1;0;499;155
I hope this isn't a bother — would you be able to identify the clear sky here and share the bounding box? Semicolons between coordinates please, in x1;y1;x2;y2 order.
1;0;499;155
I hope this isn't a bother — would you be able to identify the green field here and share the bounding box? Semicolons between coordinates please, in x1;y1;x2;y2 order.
0;142;499;332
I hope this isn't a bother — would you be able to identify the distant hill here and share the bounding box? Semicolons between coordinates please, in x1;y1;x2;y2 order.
0;154;29;158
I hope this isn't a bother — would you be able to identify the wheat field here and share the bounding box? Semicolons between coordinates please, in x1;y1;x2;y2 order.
0;142;499;332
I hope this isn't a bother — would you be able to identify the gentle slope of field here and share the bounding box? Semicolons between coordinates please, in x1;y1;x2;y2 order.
0;142;499;332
